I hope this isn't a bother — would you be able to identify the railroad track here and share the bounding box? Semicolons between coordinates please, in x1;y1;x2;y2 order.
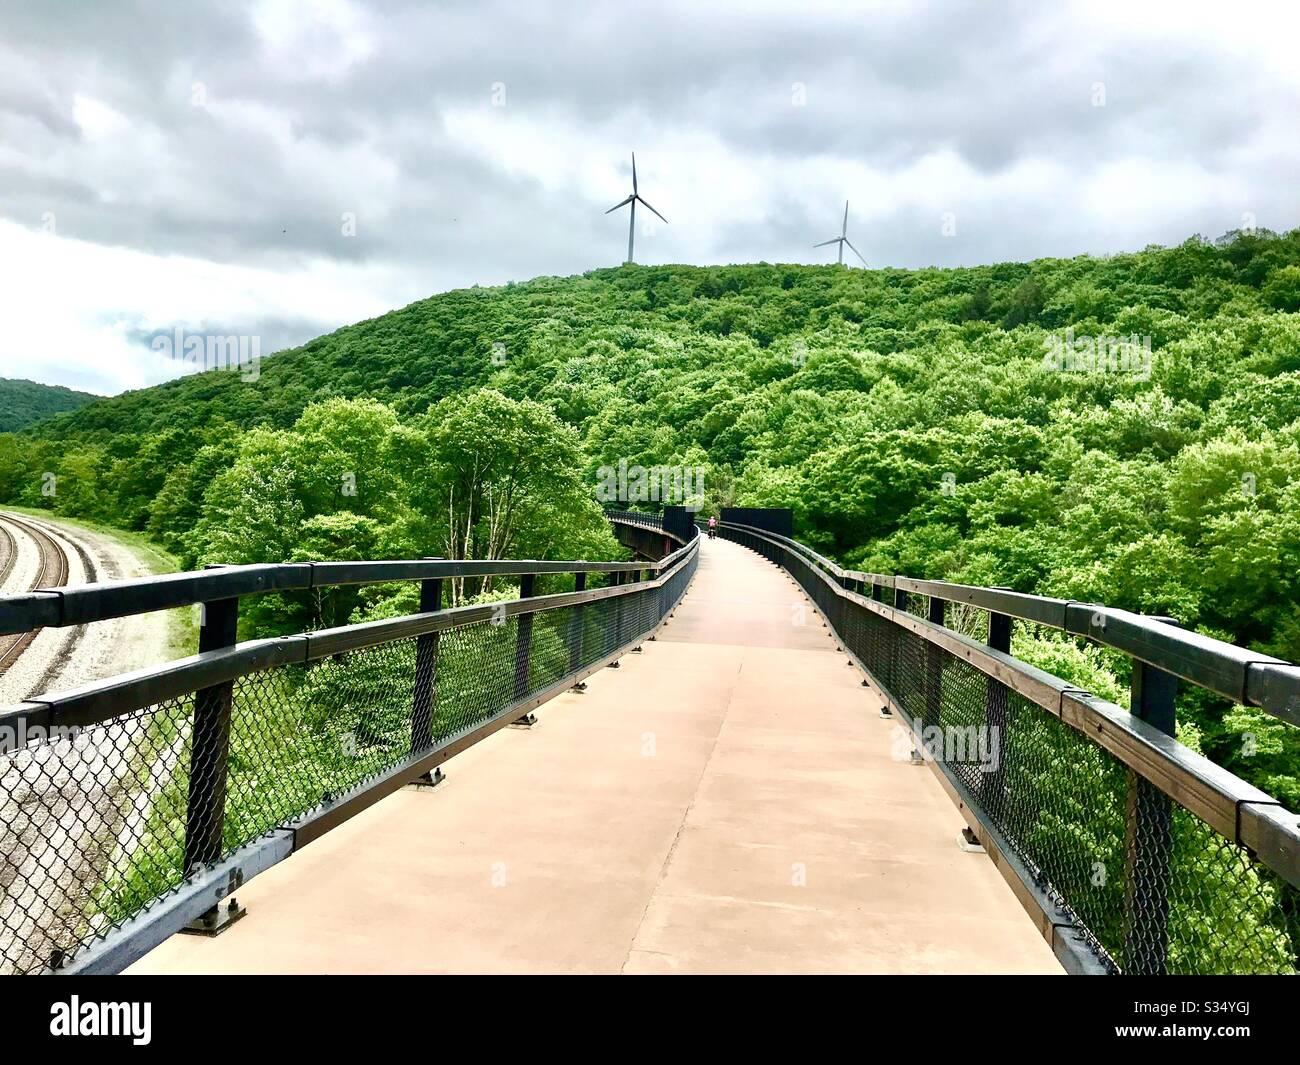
0;513;115;976
0;519;16;590
0;513;72;675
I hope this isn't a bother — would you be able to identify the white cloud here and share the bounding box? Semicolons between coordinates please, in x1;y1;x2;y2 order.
252;0;377;81
0;219;402;394
71;95;128;140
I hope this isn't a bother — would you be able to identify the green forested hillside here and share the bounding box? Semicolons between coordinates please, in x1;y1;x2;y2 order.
0;377;96;432
3;228;1300;800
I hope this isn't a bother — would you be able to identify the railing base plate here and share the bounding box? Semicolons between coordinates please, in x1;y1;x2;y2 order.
180;899;246;937
406;767;447;790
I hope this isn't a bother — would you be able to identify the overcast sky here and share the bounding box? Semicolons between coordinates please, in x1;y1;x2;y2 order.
1;0;1298;395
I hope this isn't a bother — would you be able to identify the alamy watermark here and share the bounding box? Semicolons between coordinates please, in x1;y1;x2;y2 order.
50;996;151;1045
596;459;706;509
891;722;1001;773
1;718;84;755
1041;328;1151;379
152;327;261;382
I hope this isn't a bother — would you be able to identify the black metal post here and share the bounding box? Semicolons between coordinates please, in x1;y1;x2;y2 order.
1123;626;1179;974
410;564;444;786
925;595;945;732
982;602;1012;813
570;572;586;674
512;573;537;724
181;568;242;934
832;572;848;635
609;569;620;650
600;570;620;668
618;570;628;645
630;569;646;651
889;586;908;716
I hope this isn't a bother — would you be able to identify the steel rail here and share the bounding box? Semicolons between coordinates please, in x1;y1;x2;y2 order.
0;518;16;589
0;513;72;672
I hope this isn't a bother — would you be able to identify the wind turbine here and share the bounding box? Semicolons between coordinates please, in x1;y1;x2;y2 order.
815;200;867;266
606;152;667;264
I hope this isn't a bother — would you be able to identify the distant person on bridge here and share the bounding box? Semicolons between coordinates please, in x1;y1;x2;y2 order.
707;516;717;539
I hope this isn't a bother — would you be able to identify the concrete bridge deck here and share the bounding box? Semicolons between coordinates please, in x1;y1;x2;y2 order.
130;537;1059;974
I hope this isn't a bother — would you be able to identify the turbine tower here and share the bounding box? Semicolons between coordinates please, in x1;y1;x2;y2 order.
606;152;667;264
815;200;867;266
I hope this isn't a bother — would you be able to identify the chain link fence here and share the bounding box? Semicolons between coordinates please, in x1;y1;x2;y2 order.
0;541;696;975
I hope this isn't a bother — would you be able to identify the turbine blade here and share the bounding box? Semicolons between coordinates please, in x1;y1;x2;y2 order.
813;238;840;248
635;194;667;223
842;200;849;238
632;152;638;194
605;195;634;214
845;239;868;267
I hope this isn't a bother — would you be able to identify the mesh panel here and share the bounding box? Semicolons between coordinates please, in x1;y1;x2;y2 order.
0;551;697;975
0;696;194;975
608;510;663;529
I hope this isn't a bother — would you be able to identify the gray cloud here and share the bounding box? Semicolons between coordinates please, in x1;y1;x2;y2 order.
1;0;1298;392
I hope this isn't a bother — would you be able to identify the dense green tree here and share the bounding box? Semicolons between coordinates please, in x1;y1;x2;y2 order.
0;378;95;432
7;226;1300;806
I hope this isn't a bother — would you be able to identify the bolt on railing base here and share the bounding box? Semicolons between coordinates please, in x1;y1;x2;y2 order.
406;766;447;790
180;897;247;937
508;712;539;729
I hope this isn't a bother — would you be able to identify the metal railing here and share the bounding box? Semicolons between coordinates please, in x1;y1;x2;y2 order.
717;521;1300;975
600;508;663;530
0;516;697;975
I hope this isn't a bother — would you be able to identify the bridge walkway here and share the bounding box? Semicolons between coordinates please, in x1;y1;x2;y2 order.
129;537;1059;974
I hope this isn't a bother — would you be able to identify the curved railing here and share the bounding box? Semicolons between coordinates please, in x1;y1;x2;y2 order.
6;508;1294;975
716;520;1300;975
600;508;663;531
0;516;697;975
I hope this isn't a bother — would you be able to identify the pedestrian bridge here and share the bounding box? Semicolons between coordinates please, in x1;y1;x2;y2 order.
1;513;1297;974
130;534;1055;974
